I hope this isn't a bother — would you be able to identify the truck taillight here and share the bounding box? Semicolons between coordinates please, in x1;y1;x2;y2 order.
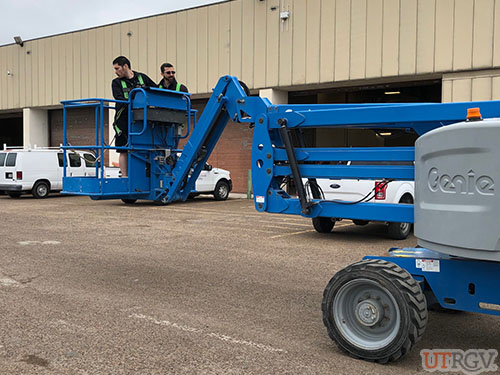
375;181;387;200
16;171;22;180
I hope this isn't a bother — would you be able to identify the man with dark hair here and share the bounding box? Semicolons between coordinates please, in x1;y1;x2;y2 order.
158;63;188;93
111;56;156;177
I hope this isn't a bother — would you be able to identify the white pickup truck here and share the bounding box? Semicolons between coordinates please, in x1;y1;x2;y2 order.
306;161;414;239
191;163;232;201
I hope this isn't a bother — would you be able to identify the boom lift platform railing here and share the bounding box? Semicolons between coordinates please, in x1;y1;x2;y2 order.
62;87;197;202
62;76;500;363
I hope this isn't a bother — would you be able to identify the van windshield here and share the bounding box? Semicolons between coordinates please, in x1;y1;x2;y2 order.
0;153;5;166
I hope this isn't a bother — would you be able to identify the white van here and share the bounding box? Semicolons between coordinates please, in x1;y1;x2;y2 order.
0;147;97;198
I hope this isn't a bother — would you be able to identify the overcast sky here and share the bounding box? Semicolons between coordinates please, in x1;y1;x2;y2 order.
0;0;225;46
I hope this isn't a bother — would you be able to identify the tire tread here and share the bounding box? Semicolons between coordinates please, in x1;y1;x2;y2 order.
322;259;428;363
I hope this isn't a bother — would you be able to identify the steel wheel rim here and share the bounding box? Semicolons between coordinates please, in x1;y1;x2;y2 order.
218;184;228;198
400;222;410;234
333;278;400;350
37;184;48;196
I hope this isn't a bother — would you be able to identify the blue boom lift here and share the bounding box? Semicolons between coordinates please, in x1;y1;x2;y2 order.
63;76;500;363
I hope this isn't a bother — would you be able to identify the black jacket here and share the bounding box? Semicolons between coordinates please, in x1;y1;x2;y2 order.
111;71;157;130
158;78;188;93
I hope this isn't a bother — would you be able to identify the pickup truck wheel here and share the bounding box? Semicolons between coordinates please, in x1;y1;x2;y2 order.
7;192;22;198
388;195;413;239
312;217;335;233
32;181;50;198
121;198;137;204
214;181;230;201
352;220;369;226
388;222;411;240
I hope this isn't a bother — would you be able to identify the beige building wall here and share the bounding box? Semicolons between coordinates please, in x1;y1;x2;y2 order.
442;69;500;102
1;0;500;111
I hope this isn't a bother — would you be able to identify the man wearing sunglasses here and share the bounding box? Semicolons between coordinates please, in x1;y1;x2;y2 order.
158;63;188;93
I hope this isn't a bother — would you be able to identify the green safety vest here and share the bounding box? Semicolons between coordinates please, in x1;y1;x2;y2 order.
114;74;144;135
120;74;145;99
160;82;182;91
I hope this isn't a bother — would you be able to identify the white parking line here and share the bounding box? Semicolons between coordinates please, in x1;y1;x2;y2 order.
129;313;287;354
152;207;312;224
268;222;354;239
270;230;316;239
194;199;250;206
0;276;20;287
18;240;61;246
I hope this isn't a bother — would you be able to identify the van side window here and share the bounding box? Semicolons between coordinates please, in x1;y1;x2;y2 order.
69;153;81;167
83;153;96;167
0;153;6;166
5;153;17;167
57;153;65;167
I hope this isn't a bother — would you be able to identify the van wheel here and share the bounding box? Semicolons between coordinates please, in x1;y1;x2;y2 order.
313;217;335;233
121;199;137;204
214;181;230;201
32;181;50;198
8;192;22;198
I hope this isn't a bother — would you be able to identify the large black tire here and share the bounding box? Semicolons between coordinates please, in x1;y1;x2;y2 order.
352;220;369;226
32;181;50;199
312;217;335;233
121;198;137;204
7;192;22;198
213;180;230;201
322;259;427;363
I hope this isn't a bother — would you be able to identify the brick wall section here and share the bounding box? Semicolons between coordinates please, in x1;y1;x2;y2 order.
208;121;253;193
186;99;253;194
50;108;109;165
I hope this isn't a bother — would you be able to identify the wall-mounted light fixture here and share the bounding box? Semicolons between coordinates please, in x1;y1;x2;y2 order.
13;36;24;47
7;70;13;77
127;31;133;37
280;10;290;21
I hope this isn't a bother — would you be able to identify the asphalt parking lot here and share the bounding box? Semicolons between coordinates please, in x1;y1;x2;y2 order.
0;194;499;374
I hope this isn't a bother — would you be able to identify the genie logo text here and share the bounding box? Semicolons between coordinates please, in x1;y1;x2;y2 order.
427;168;494;196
